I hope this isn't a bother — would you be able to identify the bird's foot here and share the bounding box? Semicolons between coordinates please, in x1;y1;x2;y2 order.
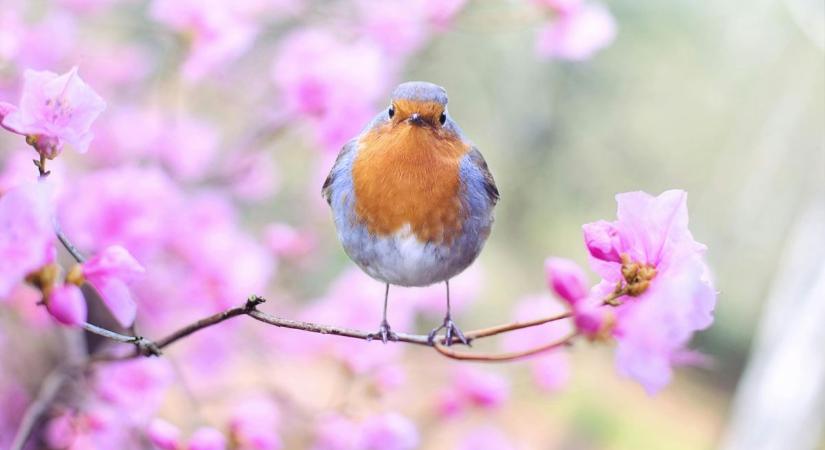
427;316;469;347
367;320;398;344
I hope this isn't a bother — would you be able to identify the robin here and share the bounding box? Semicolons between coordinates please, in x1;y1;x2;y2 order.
322;81;499;345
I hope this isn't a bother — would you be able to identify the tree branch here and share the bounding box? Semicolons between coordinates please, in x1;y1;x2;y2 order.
10;367;72;450
434;331;577;361
55;225;85;263
86;295;577;363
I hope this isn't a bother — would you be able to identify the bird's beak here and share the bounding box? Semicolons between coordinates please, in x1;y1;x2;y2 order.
408;113;424;126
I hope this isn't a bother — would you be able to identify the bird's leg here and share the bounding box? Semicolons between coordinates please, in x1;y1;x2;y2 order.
428;280;469;346
368;284;398;344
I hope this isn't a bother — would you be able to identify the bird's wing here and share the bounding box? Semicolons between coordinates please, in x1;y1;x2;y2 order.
466;146;500;205
322;139;357;205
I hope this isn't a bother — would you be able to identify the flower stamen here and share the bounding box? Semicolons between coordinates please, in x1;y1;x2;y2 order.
619;253;657;297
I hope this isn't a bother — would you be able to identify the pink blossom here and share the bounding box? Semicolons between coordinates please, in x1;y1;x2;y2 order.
59;166;182;258
460;368;510;409
584;190;716;393
46;284;87;326
147;418;182;450
229;397;282;450
502;295;572;392
224;150;281;201
264;223;317;259
0;102;15;122
357;0;428;57
356;0;466;54
150;0;258;81
89;109;218;178
165;193;274;310
0;182;54;297
360;413;419;450
94;359;174;421
3;284;52;327
582;219;622;263
0;11;25;63
421;0;467;30
188;427;227;450
0;151;67;195
45;411;78;448
449;367;510;410
435;389;464;418
82;245;145;327
1;67;106;156
78;42;153;90
536;2;616;61
7;12;77;71
44;407;130;449
271;29;390;152
88;107;163;163
571;290;611;338
155;116;220;181
371;364;407;393
545;257;589;304
312;414;361;450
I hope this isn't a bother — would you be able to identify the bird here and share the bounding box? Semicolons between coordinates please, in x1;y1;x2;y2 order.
322;81;499;346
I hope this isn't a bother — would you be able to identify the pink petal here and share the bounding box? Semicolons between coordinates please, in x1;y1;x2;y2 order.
188;427;227;450
535;2;617;61
90;277;137;327
615;189;689;266
455;367;510;409
532;351;571;392
83;245;145;282
0;182;54;297
147;418;182;450
45;412;77;448
4;67;105;154
360;412;419;450
544;257;589;304
46;285;87;326
0;101;18;133
582;220;622;263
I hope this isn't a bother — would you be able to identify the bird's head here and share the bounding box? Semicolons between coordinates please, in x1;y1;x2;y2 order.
387;81;450;129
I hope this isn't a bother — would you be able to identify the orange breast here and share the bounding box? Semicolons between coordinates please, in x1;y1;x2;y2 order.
352;122;469;244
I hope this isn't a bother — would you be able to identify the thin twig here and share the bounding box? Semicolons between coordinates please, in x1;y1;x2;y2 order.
55;227;85;263
10;368;71;450
247;308;433;346
433;332;578;362
464;311;572;341
155;296;264;349
82;322;161;356
85;296;579;363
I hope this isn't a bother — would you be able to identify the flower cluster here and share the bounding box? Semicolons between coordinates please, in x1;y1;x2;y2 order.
545;190;717;393
1;67;105;163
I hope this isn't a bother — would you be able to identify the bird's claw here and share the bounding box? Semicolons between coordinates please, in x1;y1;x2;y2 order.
367;320;398;344
427;317;469;347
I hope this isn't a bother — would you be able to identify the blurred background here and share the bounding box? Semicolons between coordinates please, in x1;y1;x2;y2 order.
0;0;823;449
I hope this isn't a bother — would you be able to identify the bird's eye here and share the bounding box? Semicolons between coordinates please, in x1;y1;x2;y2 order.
439;112;447;125
388;106;395;118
